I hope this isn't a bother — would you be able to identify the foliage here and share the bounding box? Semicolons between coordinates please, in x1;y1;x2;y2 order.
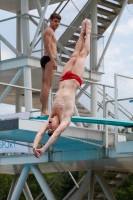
1;171;133;200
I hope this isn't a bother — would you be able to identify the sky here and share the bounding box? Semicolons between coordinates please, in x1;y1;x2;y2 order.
0;0;133;116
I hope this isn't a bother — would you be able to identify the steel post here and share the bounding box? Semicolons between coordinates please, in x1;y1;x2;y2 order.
90;0;97;129
7;175;19;200
30;165;56;200
11;165;30;200
23;182;34;200
23;66;33;112
114;73;118;145
21;0;30;55
69;170;91;200
95;171;116;200
15;89;22;113
16;11;22;53
74;105;83;127
88;170;95;200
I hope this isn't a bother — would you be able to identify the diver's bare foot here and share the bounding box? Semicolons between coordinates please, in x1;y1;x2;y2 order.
81;19;86;34
85;19;91;34
40;111;49;116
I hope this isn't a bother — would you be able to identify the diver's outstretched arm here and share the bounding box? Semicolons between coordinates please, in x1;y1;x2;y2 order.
34;118;70;158
33;120;49;155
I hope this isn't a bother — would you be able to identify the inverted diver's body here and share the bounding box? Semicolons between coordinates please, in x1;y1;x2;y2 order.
33;19;92;158
51;78;79;122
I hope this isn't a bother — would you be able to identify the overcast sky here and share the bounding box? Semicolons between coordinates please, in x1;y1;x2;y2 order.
0;1;133;87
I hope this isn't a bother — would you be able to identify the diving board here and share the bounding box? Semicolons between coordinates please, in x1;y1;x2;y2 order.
0;118;105;145
30;116;133;127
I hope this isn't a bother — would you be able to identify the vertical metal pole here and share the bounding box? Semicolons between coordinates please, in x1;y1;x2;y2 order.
11;165;30;200
0;40;1;61
15;11;22;113
23;182;34;200
104;102;109;148
15;89;22;113
103;86;108;147
23;66;33;112
30;165;56;200
21;0;30;55
114;73;118;145
90;0;97;129
7;175;19;200
16;11;22;53
41;23;44;57
21;0;33;112
91;83;97;129
88;170;95;200
103;86;106;118
95;171;116;200
74;105;83;127
69;170;91;200
48;88;52;113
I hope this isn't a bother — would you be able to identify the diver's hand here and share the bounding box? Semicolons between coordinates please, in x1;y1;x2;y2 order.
33;148;44;158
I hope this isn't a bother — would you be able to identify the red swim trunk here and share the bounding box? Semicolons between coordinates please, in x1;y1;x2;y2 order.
59;71;82;86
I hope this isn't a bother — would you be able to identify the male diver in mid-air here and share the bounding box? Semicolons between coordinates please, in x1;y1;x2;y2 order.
33;19;92;158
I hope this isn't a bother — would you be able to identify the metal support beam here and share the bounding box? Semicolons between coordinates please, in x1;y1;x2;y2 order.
18;2;32;113
35;173;62;200
7;175;19;200
16;11;22;53
0;41;1;61
0;68;23;103
30;0;50;53
15;89;22;113
74;105;83;127
23;182;34;200
21;0;30;55
90;0;97;129
114;73;118;145
104;101;109;148
48;88;52;113
30;165;56;200
57;41;71;57
33;0;50;58
0;34;21;56
91;84;97;129
11;165;30;200
23;66;33;112
88;170;95;200
69;170;91;200
95;171;116;200
69;171;79;188
33;0;42;17
63;176;85;200
75;83;90;102
96;0;128;71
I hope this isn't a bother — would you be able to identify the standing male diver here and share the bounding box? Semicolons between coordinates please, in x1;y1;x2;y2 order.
33;19;92;158
40;13;61;116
